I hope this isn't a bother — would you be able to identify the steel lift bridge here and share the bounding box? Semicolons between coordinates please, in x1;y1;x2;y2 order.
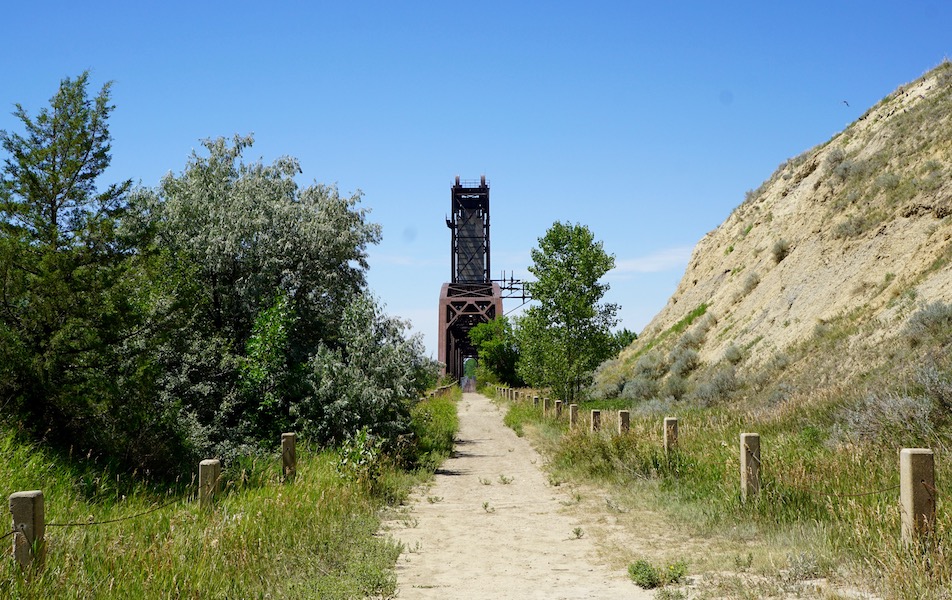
438;176;527;379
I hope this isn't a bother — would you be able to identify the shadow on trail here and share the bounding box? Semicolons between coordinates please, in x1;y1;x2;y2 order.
434;467;468;476
453;438;491;444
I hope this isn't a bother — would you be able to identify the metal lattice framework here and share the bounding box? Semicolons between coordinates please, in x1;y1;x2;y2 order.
438;177;502;378
447;175;491;283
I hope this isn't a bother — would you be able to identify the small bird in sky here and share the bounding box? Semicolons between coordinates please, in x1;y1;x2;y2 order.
842;100;850;107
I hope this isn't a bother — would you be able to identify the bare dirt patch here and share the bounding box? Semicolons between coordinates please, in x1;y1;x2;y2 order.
384;392;651;599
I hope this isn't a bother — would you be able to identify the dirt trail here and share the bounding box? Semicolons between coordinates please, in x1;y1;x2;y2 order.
386;392;651;599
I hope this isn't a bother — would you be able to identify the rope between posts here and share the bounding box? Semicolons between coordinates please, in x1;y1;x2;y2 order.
0;529;16;541
47;498;180;528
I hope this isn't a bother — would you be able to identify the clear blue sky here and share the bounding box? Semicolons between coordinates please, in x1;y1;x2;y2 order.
3;1;950;357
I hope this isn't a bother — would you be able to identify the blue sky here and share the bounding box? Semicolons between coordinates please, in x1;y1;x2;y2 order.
3;1;950;357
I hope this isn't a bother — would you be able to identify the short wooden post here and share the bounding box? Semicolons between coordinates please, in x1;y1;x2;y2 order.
590;409;601;432
9;490;44;570
569;404;579;427
542;397;551;414
555;400;563;416
618;410;630;434
199;459;221;507
282;433;297;482
740;433;760;503
533;395;540;407
900;448;936;544
664;417;679;453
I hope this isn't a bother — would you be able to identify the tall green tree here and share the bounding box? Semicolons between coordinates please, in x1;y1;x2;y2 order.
0;73;183;468
128;135;434;457
468;316;522;386
516;222;618;403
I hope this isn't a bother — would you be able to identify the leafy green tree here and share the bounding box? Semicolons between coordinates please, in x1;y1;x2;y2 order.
131;135;381;346
468;316;523;386
0;73;188;470
516;222;619;403
613;327;638;352
128;135;433;457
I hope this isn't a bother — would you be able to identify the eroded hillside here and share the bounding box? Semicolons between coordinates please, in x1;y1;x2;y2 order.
595;61;952;402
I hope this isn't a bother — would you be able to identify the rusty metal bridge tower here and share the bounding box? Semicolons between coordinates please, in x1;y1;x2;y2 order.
438;176;503;379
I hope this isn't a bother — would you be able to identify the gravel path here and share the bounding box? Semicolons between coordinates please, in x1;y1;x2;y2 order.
386;392;650;599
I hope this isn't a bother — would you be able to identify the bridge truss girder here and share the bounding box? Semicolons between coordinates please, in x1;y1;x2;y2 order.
438;282;503;379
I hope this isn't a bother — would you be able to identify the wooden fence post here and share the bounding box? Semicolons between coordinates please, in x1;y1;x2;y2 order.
618;410;630;434
542;397;551;414
569;404;578;427
900;448;936;545
590;409;601;432
664;417;678;454
740;433;760;503
199;459;221;508
9;490;44;570
533;395;540;407
555;400;563;417
282;433;297;482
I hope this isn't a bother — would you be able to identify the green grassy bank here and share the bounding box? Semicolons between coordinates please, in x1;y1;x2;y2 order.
0;388;459;599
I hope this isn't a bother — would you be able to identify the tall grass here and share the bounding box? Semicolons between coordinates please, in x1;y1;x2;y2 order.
490;387;952;599
0;388;460;599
